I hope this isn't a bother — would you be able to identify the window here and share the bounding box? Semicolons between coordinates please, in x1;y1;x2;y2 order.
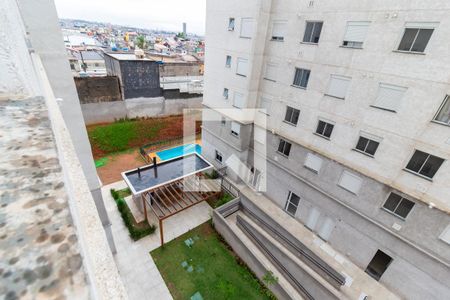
215;150;223;163
405;150;444;179
315;120;334;139
285;192;300;216
259;97;271;115
231;121;241;137
371;83;407;112
271;21;287;41
383;193;415;219
292;68;310;88
233;92;245;109
264;63;277;81
365;250;392;281
397;23;437;53
240;18;254;38
225;55;231;68
303;21;323;44
434;95;450;125
439;224;450;245
326;75;351;99
223;88;229;99
342;21;370;48
354;134;380;156
228;18;235;31
70;63;75;70
221;117;226;126
284;106;300;125
338;171;362;194
236;58;248;77
277;139;292;157
304;153;323;173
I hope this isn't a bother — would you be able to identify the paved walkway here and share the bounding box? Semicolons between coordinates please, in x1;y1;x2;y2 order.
102;180;213;300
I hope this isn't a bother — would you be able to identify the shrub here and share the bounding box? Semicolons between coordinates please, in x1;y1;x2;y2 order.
214;193;234;208
112;194;156;241
110;188;119;200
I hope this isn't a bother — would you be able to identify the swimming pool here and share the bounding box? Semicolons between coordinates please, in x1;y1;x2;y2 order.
156;143;202;161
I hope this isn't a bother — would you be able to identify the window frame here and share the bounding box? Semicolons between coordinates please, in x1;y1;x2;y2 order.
223;88;229;99
284;191;300;217
233;92;245;109
215;150;223;164
230;121;241;137
225;55;232;68
432;95;450;126
263;63;278;82
404;150;444;180
271;20;287;41
314;119;334;139
239;17;254;39
221;117;226;126
236;57;249;77
381;192;415;220
396;25;435;54
283;106;300;126
302;21;323;44
277;138;292;157
353;133;381;157
338;170;363;195
341;21;371;49
228;18;235;31
370;83;407;113
292;67;311;89
325;75;351;100
259;97;271;115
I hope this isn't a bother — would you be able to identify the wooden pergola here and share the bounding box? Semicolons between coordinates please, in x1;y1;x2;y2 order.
141;173;221;245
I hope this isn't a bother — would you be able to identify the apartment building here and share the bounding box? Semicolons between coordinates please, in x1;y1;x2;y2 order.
203;0;450;298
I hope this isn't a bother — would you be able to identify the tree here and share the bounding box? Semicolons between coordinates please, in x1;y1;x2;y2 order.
136;35;146;50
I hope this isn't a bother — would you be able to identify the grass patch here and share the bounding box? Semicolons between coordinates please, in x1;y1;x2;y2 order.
110;188;156;240
207;192;234;209
151;222;275;300
90;119;162;153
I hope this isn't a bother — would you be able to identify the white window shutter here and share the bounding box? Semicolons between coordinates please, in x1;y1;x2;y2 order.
231;121;241;135
344;21;370;42
264;63;277;81
236;58;248;76
405;22;439;29
272;21;286;38
373;83;407;112
240;18;254;38
304;153;323;173
338;171;362;194
318;217;335;241
327;75;351;99
439;224;450;245
306;207;321;230
233;92;245;108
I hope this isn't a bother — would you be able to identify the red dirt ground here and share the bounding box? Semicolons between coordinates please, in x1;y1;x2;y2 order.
96;149;145;185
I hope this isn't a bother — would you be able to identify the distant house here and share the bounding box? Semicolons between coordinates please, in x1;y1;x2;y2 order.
104;52;162;99
73;50;106;77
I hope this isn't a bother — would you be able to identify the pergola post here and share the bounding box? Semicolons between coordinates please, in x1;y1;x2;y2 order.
159;219;164;246
142;193;148;222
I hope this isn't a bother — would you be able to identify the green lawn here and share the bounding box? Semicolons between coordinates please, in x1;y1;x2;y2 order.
151;222;274;300
89;119;163;153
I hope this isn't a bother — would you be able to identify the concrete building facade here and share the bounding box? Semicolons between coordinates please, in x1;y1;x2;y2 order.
202;0;450;298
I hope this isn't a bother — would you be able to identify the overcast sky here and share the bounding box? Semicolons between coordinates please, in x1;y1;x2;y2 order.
54;0;206;35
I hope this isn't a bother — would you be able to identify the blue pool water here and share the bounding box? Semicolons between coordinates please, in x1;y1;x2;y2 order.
156;143;202;161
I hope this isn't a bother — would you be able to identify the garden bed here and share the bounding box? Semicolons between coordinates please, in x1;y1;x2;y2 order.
110;188;156;241
151;222;275;300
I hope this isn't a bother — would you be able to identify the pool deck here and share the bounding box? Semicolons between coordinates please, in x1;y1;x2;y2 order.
147;139;202;163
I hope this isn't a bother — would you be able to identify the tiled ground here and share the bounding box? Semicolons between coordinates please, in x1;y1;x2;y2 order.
102;180;212;300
